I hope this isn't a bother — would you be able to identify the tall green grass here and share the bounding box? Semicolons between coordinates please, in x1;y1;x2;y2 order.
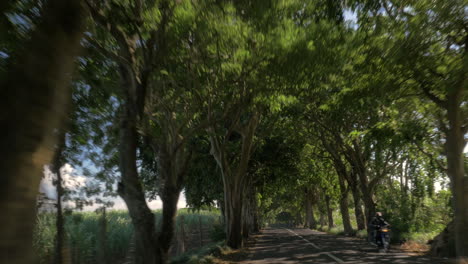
33;209;221;264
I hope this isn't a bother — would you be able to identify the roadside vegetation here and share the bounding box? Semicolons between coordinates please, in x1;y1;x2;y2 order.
1;0;466;264
33;210;223;264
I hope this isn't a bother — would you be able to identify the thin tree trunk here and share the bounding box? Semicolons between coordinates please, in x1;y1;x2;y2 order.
0;1;84;263
252;190;260;232
325;195;334;229
337;175;353;234
97;208;107;264
362;192;376;241
52;129;66;264
54;165;64;264
350;183;366;230
305;190;317;229
296;211;303;227
319;212;326;228
242;192;250;240
353;163;376;240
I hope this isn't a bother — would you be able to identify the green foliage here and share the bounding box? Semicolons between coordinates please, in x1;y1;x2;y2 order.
171;242;224;264
32;213;56;264
33;210;221;264
22;0;461;259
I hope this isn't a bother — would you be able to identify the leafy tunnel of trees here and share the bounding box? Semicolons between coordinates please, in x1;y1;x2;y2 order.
0;0;466;264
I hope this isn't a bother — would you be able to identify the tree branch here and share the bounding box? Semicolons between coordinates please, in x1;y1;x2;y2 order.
421;85;447;109
83;34;128;65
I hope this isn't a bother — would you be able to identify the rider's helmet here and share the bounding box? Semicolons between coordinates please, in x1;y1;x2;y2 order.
376;212;383;218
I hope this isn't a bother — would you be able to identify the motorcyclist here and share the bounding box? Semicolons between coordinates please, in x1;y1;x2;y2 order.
369;212;390;244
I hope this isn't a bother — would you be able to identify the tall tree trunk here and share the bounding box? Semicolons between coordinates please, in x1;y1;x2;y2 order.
117;109;159;264
251;188;260;232
0;1;84;263
362;191;376;242
158;185;181;263
242;184;254;240
325;195;334;229
51;128;66;264
295;211;303;227
208;112;260;249
304;190;317;229
54;163;64;264
350;183;366;230
446;91;467;261
225;184;244;248
319;211;327;228
352;161;376;240
151;133;190;264
320;136;353;233
242;199;250;240
337;175;353;234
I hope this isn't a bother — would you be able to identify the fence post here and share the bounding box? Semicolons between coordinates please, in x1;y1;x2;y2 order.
97;207;107;264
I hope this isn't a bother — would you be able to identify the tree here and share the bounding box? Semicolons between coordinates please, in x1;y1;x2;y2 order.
348;0;467;258
0;0;85;263
83;1;174;262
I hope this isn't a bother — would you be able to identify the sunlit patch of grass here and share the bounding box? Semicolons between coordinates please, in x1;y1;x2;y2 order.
404;231;439;244
328;226;345;235
171;242;251;264
171;241;223;264
400;240;430;254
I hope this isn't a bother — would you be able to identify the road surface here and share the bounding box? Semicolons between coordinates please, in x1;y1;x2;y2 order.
240;228;453;264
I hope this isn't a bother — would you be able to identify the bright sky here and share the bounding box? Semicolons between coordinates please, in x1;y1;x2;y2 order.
40;164;187;211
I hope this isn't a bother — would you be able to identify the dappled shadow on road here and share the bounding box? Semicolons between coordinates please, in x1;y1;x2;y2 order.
239;228;333;263
239;228;453;264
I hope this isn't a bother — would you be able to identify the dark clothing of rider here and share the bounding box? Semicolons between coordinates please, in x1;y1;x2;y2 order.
370;216;389;229
369;213;390;243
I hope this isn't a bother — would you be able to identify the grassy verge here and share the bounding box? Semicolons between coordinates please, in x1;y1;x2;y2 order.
171;241;224;264
33;209;222;264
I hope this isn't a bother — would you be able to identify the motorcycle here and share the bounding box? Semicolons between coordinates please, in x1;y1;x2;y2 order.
375;225;390;252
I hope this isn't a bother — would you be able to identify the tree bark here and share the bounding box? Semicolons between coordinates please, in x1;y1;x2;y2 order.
337;175;353;234
0;1;84;263
445;90;467;261
117;108;159;264
208;112;260;249
242;199;250;240
319;135;353;233
53;161;65;264
151;128;191;263
304;189;317;229
319;211;327;228
356;171;376;241
158;186;181;263
325;195;335;229
225;185;244;248
348;150;376;240
350;182;366;230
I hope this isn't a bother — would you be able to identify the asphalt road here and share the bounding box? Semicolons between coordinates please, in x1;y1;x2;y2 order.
240;228;453;264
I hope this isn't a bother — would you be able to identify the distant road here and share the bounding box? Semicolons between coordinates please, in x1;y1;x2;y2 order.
240;228;453;264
